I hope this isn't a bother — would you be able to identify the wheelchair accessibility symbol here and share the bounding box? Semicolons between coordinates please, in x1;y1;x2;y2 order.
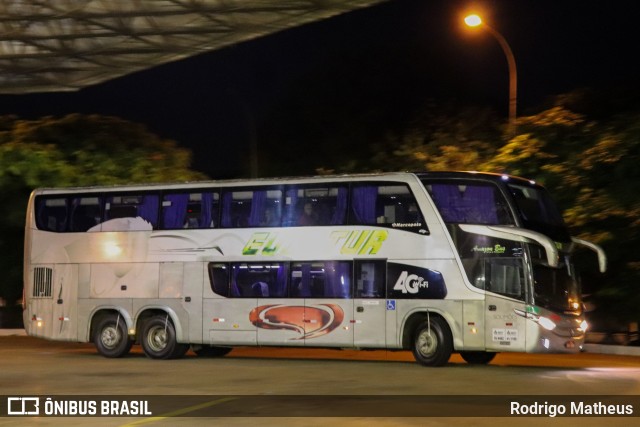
386;300;396;311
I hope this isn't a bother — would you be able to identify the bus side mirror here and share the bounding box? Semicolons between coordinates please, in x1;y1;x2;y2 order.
572;237;607;273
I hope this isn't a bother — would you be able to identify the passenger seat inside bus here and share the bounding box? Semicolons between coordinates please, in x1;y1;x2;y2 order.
251;282;269;297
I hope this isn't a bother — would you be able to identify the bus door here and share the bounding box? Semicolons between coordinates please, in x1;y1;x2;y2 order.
205;263;257;346
295;261;353;347
254;296;306;347
242;262;305;347
28;263;78;341
484;258;527;352
353;260;387;347
454;227;529;352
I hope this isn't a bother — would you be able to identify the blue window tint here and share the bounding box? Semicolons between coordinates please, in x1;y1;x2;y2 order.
283;185;347;227
230;263;288;298
208;263;229;297
355;260;386;298
162;191;219;229
104;194;159;229
350;184;424;227
35;197;69;232
221;189;282;228
290;261;351;298
428;183;509;225
70;196;102;232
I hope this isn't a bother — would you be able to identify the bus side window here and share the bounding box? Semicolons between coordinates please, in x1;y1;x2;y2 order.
289;261;351;298
486;258;525;300
208;263;229;297
230;263;287;298
355;261;386;298
290;263;310;297
351;184;424;228
70;197;102;232
35;197;68;232
428;183;511;225
309;261;352;298
105;194;159;229
221;191;250;228
163;192;219;229
283;185;347;227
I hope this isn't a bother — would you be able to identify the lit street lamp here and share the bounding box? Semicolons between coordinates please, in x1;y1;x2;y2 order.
464;14;517;135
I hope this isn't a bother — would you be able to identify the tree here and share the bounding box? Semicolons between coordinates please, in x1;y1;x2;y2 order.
487;102;640;325
0;114;205;304
324;92;640;326
325;101;504;174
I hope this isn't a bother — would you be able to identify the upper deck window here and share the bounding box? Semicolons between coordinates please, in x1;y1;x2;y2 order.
35;197;68;232
350;183;426;231
104;194;159;230
162;191;220;229
220;188;283;228
508;184;565;227
283;185;348;227
426;183;513;225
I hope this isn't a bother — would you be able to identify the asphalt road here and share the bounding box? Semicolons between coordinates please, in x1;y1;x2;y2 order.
1;335;639;426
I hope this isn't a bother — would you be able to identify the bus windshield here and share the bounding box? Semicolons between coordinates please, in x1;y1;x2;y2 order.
532;261;581;313
507;183;570;243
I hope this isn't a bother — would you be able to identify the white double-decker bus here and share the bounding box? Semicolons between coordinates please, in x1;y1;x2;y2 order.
22;172;606;366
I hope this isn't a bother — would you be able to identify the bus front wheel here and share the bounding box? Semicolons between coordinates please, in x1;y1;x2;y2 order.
411;317;453;367
93;315;133;358
141;316;188;359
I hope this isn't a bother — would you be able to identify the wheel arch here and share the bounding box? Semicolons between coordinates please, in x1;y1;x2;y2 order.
400;308;459;351
87;307;134;342
134;306;186;344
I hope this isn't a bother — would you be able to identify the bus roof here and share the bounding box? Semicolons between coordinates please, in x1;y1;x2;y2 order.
416;171;543;189
30;172;422;195
31;171;547;196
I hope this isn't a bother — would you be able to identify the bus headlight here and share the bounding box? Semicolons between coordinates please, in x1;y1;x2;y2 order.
579;319;588;332
538;316;557;331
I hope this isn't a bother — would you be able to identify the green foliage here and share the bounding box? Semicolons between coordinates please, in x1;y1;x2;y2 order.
489;102;640;310
0;114;205;304
324;94;640;324
333;102;504;173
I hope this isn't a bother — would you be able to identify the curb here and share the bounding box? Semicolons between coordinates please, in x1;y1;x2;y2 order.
0;328;26;336
583;343;640;357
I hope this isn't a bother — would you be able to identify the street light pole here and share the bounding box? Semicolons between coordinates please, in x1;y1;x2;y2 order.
464;14;517;135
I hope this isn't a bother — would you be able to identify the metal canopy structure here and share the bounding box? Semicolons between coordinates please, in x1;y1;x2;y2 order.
0;0;385;94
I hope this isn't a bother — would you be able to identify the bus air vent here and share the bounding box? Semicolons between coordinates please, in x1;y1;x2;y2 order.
33;267;53;298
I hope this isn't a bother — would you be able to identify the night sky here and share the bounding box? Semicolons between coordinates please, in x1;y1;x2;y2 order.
0;0;637;178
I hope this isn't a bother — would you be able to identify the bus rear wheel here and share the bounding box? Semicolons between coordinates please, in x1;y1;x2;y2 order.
93;314;133;358
411;317;452;367
460;351;496;365
141;316;188;359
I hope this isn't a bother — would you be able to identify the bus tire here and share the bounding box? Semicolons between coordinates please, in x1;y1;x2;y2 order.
141;315;185;360
93;315;133;358
460;351;496;365
193;345;232;357
411;317;452;367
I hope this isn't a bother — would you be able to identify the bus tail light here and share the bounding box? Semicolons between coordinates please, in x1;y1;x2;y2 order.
32;315;43;328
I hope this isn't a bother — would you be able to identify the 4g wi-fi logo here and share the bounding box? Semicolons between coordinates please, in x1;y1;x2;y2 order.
393;271;429;294
387;263;447;299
